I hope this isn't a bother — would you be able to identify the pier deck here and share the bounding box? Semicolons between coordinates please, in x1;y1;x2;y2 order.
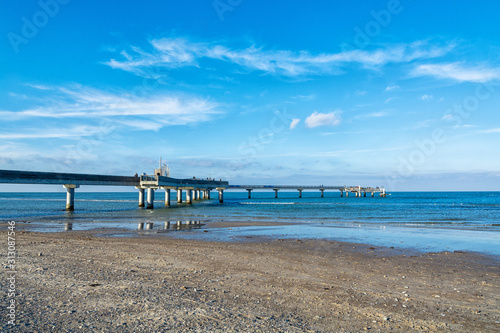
0;169;385;211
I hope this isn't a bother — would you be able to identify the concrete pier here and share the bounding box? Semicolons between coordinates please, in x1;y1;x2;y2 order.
177;189;183;203
147;188;155;209
186;189;192;204
228;185;386;200
164;221;170;229
64;184;79;211
164;188;171;207
137;187;145;207
218;189;224;203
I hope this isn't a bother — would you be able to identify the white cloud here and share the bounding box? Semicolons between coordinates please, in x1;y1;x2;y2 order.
0;85;222;131
291;94;316;101
305;111;341;128
289;118;300;130
385;85;400;92
384;97;398;104
0;126;110;140
353;111;390;120
363;111;389;118
421;94;433;101
479;128;500;134
105;38;454;78
412;62;500;82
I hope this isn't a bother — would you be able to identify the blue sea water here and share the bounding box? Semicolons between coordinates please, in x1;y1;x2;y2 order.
1;191;499;256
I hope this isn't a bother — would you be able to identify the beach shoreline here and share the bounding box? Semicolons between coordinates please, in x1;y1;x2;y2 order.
2;229;499;332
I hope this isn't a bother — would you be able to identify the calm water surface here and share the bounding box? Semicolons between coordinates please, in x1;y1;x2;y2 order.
1;191;499;255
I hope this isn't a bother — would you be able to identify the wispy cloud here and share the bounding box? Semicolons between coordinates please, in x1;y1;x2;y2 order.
384;97;399;104
305;111;341;128
289;118;300;129
384;85;400;92
421;94;433;101
105;38;454;78
1;85;222;131
355;111;390;119
412;62;500;82
291;94;316;101
0;126;110;140
478;128;500;134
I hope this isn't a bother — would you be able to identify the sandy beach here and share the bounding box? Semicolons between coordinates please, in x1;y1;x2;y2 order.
2;223;499;333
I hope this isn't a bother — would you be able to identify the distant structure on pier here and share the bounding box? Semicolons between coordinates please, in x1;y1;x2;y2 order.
154;156;170;177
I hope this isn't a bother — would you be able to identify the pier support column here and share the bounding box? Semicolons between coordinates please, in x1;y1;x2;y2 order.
340;190;344;198
274;189;279;199
196;190;200;200
137;187;145;208
218;189;224;203
320;189;324;198
346;191;349;197
207;190;211;199
165;188;171;207
177;189;183;203
147;188;155;209
298;189;303;198
371;192;374;197
64;184;79;211
364;192;366;197
247;189;252;199
186;189;192;204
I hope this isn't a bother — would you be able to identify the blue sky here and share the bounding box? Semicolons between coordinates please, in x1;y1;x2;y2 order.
1;0;500;191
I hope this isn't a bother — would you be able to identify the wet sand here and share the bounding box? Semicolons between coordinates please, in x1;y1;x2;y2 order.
2;229;499;332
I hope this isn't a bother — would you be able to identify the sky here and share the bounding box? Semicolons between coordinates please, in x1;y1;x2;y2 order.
1;0;500;191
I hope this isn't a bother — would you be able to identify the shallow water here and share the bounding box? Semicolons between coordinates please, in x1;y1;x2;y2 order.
1;191;499;255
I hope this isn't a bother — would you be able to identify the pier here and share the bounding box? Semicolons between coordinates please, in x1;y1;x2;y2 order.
228;185;386;198
0;169;385;211
0;170;228;211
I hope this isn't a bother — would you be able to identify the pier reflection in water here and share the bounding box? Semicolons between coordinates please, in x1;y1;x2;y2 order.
136;221;203;231
61;221;203;232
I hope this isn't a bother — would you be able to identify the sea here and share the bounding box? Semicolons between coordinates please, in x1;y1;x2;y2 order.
1;191;499;256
